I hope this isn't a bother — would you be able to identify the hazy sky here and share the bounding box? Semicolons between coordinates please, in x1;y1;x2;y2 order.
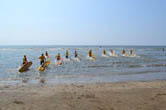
0;0;165;45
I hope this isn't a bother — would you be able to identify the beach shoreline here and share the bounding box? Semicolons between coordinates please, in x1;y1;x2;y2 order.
0;80;166;110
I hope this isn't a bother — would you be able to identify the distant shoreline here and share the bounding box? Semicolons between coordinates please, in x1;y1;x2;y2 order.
0;45;166;47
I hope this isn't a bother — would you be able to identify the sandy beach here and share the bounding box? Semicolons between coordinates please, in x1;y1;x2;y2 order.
0;80;166;110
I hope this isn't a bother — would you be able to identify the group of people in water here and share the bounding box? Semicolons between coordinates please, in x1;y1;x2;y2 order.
22;50;79;68
20;47;166;72
19;49;136;72
103;49;134;57
22;51;50;67
22;49;135;66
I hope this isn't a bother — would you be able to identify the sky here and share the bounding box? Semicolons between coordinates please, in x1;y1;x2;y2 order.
0;0;165;45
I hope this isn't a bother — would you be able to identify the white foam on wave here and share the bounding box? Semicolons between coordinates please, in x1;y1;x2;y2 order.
108;53;118;57
86;56;95;61
101;54;109;57
72;57;81;62
63;58;71;62
55;60;63;66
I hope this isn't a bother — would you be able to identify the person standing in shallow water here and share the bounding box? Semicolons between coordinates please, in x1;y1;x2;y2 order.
39;54;45;66
103;50;106;55
45;51;49;59
56;53;61;61
130;49;134;55
23;55;27;65
74;50;78;58
122;49;126;55
110;50;114;55
88;50;92;57
65;50;69;59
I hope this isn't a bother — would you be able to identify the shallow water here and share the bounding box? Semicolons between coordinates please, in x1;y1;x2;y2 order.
0;45;166;84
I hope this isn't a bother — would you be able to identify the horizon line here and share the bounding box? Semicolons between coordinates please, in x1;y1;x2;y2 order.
0;44;166;46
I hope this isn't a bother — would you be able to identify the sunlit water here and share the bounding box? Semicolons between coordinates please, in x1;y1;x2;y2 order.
0;45;166;84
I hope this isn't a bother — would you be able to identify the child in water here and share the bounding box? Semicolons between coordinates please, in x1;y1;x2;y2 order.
122;49;126;56
23;55;27;65
74;50;78;58
130;49;134;55
88;50;92;57
88;50;95;60
56;53;62;65
65;50;69;59
110;49;115;56
45;51;49;59
103;50;106;55
39;54;45;66
56;53;61;61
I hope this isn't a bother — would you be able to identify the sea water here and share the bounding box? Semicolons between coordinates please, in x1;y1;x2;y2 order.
0;45;166;84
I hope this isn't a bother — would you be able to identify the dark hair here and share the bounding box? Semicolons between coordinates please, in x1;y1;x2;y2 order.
46;51;48;56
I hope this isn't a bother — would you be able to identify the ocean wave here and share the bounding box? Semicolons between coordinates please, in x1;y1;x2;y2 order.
88;65;111;68
128;64;166;68
148;64;166;67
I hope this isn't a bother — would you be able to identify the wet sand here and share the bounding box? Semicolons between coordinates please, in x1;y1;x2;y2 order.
0;80;166;110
